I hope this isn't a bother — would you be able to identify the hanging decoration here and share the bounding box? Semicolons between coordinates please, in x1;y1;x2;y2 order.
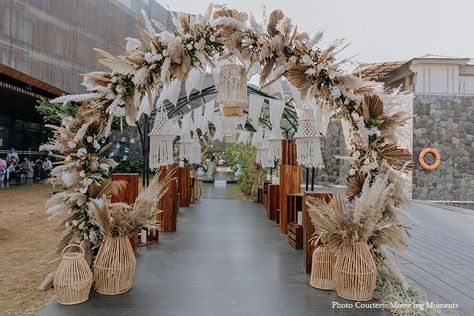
267;99;285;161
248;94;264;125
217;64;247;117
148;105;175;169
189;134;202;164
295;105;324;169
178;113;193;161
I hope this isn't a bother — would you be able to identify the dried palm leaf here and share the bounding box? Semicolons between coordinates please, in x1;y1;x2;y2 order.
347;172;366;200
93;48;134;75
379;144;413;171
267;10;284;36
213;8;248;22
88;179;128;199
285;65;310;89
359;94;384;121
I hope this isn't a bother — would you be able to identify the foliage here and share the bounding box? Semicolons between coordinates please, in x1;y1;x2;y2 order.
225;142;259;195
36;100;78;125
112;155;144;174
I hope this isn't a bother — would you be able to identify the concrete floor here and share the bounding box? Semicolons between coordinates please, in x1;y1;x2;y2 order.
41;185;388;316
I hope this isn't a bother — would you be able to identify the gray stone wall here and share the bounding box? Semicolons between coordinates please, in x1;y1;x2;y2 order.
413;94;474;201
302;118;349;186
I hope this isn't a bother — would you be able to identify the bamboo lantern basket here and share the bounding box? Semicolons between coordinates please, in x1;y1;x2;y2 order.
334;242;377;301
54;244;93;305
94;236;136;295
309;245;336;290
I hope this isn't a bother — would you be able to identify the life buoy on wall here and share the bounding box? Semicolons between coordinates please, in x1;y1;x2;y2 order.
418;148;441;171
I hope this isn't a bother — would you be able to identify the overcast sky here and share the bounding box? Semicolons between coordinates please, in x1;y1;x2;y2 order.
158;0;474;66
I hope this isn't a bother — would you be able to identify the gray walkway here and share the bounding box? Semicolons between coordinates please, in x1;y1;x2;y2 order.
403;201;474;315
41;191;387;315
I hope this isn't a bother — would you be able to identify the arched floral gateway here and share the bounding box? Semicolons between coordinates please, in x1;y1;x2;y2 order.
44;5;413;300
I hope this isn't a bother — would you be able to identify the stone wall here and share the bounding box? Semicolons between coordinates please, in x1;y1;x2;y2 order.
412;94;474;201
302;118;349;186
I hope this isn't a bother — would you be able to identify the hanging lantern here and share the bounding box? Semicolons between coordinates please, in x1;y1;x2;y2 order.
295;106;324;169
178;134;193;162
189;134;202;165
217;64;247;117
148;107;175;169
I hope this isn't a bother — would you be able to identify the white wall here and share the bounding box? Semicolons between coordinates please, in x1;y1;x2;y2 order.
412;63;460;94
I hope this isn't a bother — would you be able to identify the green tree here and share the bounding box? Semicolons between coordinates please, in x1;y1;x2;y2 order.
36;99;78;125
225;142;261;195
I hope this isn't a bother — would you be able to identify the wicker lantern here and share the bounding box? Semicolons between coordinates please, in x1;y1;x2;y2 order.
54;244;93;305
310;245;336;290
217;64;247;117
148;107;175;169
334;242;377;301
94;236;136;295
295;106;324;169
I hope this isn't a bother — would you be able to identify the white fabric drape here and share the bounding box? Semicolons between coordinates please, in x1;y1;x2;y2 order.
248;94;264;125
157;79;181;106
185;68;206;99
238;131;251;144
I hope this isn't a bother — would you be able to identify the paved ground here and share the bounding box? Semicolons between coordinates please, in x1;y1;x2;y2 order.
41;184;387;316
403;201;474;315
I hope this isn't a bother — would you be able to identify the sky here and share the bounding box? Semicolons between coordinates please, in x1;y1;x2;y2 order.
157;0;474;67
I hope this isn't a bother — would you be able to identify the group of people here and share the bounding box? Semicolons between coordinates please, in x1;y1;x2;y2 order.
0;148;53;182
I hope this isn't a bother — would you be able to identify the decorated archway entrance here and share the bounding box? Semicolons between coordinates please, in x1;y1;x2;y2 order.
44;5;414;308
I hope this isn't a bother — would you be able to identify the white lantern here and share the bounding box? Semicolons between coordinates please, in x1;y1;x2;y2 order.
178;134;193;162
148;108;175;169
217;64;247;117
295;106;324;169
189;134;202;165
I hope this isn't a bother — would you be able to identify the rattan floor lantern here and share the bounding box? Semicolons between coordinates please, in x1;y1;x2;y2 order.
217;64;247;117
295;106;324;169
334;242;377;301
54;244;93;305
94;236;136;295
149;105;175;169
309;245;336;290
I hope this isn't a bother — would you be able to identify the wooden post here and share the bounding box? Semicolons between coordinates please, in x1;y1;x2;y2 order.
303;192;332;274
158;164;179;232
111;173;140;252
178;166;191;207
279;139;300;234
268;184;279;220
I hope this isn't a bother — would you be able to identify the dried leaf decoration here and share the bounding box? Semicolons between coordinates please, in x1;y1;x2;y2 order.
347;172;366;200
359;94;384;121
267;10;285;37
380;144;413;171
213;8;248;22
285;65;311;89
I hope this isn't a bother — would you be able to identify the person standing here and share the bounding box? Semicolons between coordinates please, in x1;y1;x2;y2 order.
0;156;6;182
6;148;19;163
207;155;217;182
42;157;53;178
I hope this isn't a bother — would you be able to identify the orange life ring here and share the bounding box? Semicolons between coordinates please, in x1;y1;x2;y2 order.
418;148;441;171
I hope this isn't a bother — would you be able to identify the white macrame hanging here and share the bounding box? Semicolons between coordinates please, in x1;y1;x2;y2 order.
216;64;247;117
254;129;274;168
295;105;324;169
268;99;285;161
248;94;264;125
189;134;202;164
179;113;193;161
148;105;175;169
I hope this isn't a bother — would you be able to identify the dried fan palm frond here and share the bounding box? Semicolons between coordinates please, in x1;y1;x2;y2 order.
360;95;384;121
93;48;134;75
380;144;413;171
347;172;366;200
88;179;128;199
379;112;409;133
213;8;248;22
267;10;284;36
285;65;310;89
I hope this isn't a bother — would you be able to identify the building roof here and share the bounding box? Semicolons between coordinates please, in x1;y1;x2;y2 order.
353;61;408;82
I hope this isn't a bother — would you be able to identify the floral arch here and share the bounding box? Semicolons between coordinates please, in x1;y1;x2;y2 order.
44;5;413;295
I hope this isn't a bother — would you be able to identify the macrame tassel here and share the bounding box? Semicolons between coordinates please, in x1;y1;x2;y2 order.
189;136;201;165
179;136;193;162
149;107;175;169
296;137;324;169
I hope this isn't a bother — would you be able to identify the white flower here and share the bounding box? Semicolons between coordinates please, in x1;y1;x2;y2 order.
86;136;93;143
156;53;163;61
65;155;72;162
194;38;206;50
93;140;101;150
83;178;93;186
186;43;193;50
62;171;80;187
352;151;361;159
77;147;87;159
289;55;297;64
331;86;342;98
193;61;200;67
144;52;157;64
184;34;192;39
162;49;168;57
352;112;360;121
301;54;313;65
65;222;69;228
80;187;88;194
78;221;85;230
72;220;78;226
67;141;76;149
114;106;126;117
305;68;316;76
349;168;356;176
209;35;215;42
